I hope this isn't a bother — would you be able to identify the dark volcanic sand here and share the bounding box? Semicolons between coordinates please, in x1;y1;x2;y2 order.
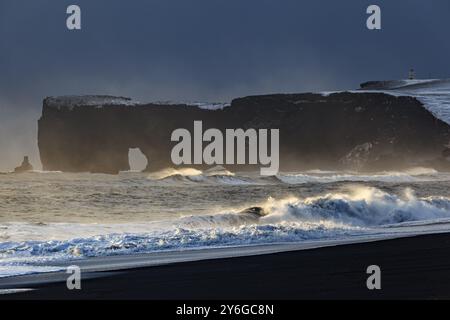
3;233;450;300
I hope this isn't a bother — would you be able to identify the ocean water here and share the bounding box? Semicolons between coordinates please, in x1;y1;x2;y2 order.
2;167;450;278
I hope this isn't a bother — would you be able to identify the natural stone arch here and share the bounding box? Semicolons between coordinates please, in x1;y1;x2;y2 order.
128;148;148;172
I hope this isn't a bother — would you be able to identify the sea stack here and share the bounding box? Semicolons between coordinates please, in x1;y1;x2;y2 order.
14;156;34;173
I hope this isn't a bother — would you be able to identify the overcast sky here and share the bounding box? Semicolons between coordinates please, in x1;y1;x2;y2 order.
1;0;450;170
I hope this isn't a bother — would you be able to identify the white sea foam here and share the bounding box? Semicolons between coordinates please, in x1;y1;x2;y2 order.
148;168;204;180
144;167;448;186
260;187;450;226
147;167;255;185
0;221;360;278
276;168;445;184
2;186;450;278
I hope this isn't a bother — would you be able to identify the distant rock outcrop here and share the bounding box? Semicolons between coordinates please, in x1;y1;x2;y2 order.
14;156;33;173
37;92;450;174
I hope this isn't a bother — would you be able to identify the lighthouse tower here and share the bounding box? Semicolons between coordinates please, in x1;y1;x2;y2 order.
408;68;416;80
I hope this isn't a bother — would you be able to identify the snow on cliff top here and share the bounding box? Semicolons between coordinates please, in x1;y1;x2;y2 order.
359;79;450;125
45;95;141;109
45;96;230;110
360;79;450;92
152;101;230;110
45;80;450;125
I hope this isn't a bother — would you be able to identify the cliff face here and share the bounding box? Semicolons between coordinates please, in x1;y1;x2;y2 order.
38;93;450;174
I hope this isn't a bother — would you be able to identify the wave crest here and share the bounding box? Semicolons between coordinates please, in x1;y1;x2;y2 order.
261;186;450;226
2;186;450;278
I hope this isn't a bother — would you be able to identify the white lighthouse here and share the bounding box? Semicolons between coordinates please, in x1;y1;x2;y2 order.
408;68;416;80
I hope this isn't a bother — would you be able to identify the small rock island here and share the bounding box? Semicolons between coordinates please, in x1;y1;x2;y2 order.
14;156;34;173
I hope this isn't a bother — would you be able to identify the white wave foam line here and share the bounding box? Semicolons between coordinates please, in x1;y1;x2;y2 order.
206;175;254;185
261;187;450;226
147;167;255;185
144;167;448;186
2;186;450;277
277;168;443;184
148;168;204;180
0;221;361;277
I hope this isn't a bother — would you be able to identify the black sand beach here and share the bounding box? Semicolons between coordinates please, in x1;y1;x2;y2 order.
3;233;450;300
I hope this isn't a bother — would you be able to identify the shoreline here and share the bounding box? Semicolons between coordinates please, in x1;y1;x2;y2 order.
3;232;450;299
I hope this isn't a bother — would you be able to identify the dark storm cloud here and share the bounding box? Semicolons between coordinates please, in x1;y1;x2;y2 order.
0;0;450;170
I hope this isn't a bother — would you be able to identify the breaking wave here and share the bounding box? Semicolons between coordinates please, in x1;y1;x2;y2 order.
144;167;448;185
2;186;450;277
276;168;443;184
261;186;450;226
148;167;255;185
